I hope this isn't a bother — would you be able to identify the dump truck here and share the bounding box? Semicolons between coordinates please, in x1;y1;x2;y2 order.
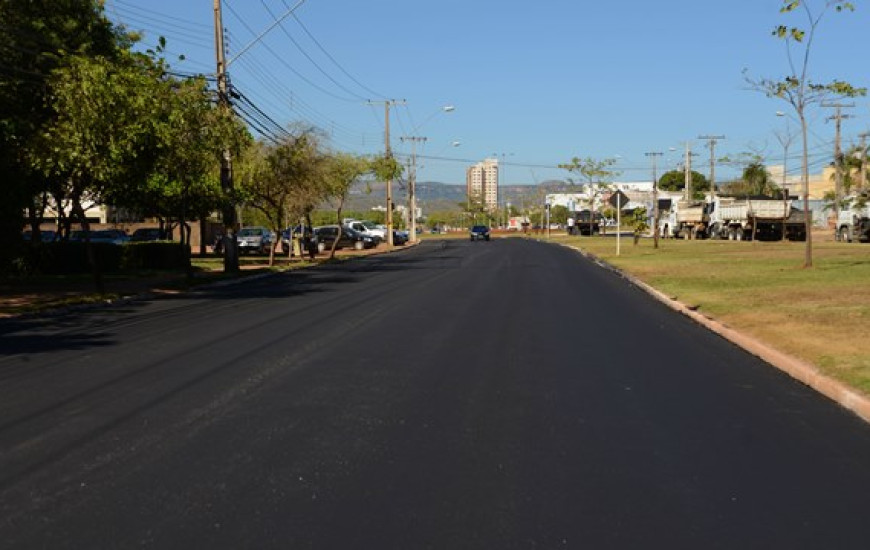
705;195;806;241
836;193;870;243
661;199;708;239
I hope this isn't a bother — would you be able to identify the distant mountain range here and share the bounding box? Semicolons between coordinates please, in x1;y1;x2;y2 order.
344;180;576;212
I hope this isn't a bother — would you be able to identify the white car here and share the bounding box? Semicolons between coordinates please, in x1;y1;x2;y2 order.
344;220;385;243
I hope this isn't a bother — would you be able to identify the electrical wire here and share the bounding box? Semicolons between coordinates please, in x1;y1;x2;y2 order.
286;6;386;100
258;0;369;102
223;0;360;103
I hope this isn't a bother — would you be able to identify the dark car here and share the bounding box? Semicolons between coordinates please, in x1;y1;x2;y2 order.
316;225;377;251
69;229;129;245
470;225;491;241
281;226;322;255
392;230;409;246
22;229;57;242
130;228;165;242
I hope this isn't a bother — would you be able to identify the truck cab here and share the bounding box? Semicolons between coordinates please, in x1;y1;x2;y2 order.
837;194;870;243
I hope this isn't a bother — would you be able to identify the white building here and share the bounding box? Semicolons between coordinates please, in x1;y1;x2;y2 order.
466;158;499;211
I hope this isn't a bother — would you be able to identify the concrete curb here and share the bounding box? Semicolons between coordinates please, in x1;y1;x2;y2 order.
563;243;870;425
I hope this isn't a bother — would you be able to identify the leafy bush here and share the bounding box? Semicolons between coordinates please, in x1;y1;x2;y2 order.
17;241;189;275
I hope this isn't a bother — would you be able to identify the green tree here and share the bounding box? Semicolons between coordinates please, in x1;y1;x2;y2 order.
550;205;569;225
629;207;649;245
745;0;866;268
742;162;778;196
657;170;710;198
321;153;370;258
112;70;248;260
238;133;323;265
559;156;620;235
0;0;122;271
32;52;163;290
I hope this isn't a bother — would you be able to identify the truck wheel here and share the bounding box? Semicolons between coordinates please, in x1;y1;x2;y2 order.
840;227;851;243
353;240;364;251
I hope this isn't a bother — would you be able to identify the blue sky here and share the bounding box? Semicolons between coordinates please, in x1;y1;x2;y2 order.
106;0;870;186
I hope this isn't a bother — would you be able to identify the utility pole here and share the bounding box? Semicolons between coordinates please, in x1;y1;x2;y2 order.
774;124;796;241
368;99;405;246
400;136;427;244
859;131;869;192
684;142;692;201
213;0;238;272
823;103;854;236
645;152;663;249
698;135;725;200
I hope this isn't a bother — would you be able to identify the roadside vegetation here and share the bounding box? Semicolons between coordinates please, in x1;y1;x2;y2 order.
1;1;396;287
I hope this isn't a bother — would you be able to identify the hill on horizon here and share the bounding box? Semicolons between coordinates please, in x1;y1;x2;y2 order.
343;179;574;212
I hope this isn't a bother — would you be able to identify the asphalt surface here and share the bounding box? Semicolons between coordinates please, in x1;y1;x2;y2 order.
1;238;870;549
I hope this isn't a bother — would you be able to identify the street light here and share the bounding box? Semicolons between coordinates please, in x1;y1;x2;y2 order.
492;152;514;228
775;111;797;240
404;105;456;243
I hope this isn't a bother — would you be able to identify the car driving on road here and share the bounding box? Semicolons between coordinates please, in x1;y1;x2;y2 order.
470;225;491;241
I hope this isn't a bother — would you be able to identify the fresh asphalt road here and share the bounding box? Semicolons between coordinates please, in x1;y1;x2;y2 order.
1;238;870;549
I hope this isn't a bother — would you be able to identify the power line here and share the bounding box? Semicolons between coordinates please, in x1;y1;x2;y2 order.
222;0;360;103
231;54;371;145
112;0;211;30
287;5;386;99
258;0;369;102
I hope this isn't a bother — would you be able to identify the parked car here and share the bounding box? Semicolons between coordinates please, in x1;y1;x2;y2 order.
69;229;130;245
470;225;491;241
281;226;323;255
316;225;377;251
22;229;57;242
343;219;385;244
392;230;409;245
237;226;274;254
130;227;165;242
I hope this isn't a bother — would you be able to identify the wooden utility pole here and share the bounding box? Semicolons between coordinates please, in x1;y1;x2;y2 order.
213;0;238;272
698;135;725;200
859;131;869;191
401;136;427;244
646;152;663;249
684;142;692;201
368;99;405;246
823;103;854;237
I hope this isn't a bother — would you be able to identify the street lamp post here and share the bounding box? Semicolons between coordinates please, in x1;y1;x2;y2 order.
492;152;513;227
401;105;455;243
775;112;797;241
646;152;663;249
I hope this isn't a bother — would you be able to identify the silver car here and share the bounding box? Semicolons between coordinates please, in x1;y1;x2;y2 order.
237;226;274;255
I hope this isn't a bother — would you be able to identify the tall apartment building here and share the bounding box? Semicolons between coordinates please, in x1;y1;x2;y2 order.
466;158;499;211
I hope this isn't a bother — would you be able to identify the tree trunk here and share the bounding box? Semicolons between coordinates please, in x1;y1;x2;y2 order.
330;199;346;259
199;217;208;258
71;194;104;294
